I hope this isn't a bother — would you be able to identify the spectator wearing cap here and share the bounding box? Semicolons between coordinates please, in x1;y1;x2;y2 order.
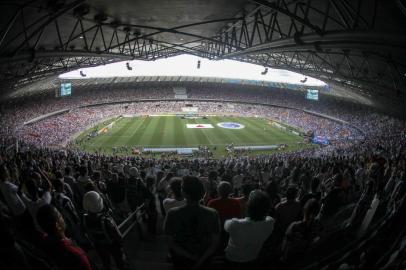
224;190;274;269
82;191;127;270
36;204;92;270
164;176;221;270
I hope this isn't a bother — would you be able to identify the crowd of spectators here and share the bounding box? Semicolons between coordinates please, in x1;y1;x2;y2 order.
1;83;404;145
0;132;405;269
0;83;405;270
14;101;360;147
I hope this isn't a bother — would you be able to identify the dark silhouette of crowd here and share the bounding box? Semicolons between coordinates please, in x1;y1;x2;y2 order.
0;132;405;269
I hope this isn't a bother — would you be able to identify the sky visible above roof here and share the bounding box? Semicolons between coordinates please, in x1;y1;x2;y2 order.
59;54;327;86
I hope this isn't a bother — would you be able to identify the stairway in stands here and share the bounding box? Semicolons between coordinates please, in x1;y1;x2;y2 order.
123;196;173;270
89;197;173;270
173;87;188;99
124;227;173;270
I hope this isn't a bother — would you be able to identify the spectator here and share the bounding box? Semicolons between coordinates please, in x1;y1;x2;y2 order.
265;180;281;217
207;181;242;226
0;210;32;270
76;166;91;199
282;199;323;262
320;174;346;218
157;172;173;216
163;177;186;212
236;183;253;217
224;190;274;269
273;185;302;244
21;171;53;233
0;164;27;219
107;172;127;218
82;191;127;270
36;204;92;270
164;176;220;270
300;177;321;205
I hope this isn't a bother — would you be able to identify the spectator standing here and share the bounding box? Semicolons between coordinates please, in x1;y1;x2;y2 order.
82;191;127;270
36;204;92;270
163;177;186;213
273;185;302;245
164;176;220;270
224;190;274;269
282;199;323;262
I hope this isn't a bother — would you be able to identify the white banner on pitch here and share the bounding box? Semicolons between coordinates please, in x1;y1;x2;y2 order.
186;124;214;129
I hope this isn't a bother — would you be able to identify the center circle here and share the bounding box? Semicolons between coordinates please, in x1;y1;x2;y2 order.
217;122;245;129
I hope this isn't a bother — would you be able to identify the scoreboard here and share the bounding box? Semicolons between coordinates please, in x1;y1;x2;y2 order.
306;89;319;100
56;82;72;97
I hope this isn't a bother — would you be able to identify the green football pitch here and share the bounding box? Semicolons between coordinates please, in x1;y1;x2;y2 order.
74;116;310;156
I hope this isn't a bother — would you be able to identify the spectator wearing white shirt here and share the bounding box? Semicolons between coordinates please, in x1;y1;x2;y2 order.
224;190;274;269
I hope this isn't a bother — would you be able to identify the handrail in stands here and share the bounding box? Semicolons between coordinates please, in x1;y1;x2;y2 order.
118;203;145;238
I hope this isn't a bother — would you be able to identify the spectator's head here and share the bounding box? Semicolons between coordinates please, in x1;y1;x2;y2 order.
84;181;98;193
93;171;101;181
64;166;72;176
247;190;270;221
145;176;155;188
54;171;63;180
265;181;279;197
83;191;104;213
25;177;39;200
111;172;119;182
53;179;64;193
169;177;183;199
79;165;88;177
208;171;217;181
217;181;232;198
37;204;65;237
129;167;139;177
311;177;320;193
303;199;320;221
333;174;344;187
0;164;10;182
241;183;253;198
286;185;298;202
182;176;205;203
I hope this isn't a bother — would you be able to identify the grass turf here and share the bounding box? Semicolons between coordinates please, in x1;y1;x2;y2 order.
74;116;310;157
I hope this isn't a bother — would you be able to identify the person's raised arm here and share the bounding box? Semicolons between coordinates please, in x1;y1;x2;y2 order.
35;166;52;191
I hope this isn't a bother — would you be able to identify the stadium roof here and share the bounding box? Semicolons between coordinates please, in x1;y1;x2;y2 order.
59;54;326;87
1;0;406;104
